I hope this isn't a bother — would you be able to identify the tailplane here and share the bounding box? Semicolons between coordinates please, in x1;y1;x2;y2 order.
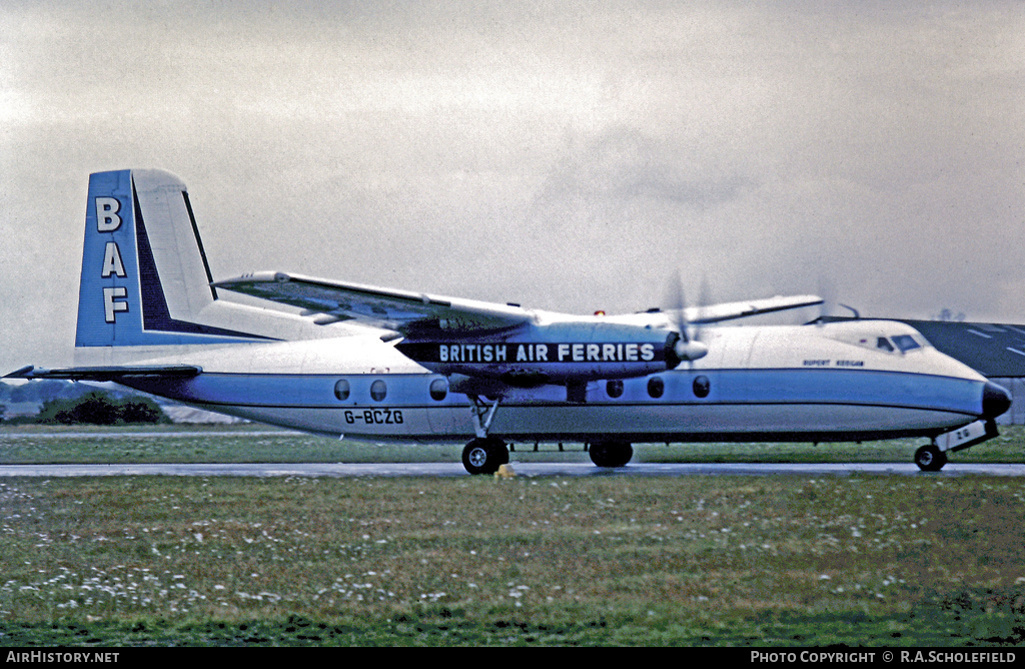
76;169;267;347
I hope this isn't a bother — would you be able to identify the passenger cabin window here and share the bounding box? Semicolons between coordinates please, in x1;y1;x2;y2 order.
606;379;624;399
693;375;710;398
647;376;664;399
333;379;351;401
370;379;387;401
429;378;448;401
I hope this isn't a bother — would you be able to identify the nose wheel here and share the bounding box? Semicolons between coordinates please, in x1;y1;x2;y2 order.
914;443;947;472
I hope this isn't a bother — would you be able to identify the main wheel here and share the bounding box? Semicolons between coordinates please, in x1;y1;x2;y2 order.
462;437;509;475
589;441;633;468
914;444;947;472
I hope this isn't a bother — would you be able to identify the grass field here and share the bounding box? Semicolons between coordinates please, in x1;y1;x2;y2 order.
2;422;1025;466
1;425;1024;646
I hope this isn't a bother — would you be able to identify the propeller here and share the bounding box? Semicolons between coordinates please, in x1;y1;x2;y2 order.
667;271;709;363
814;276;835;326
813;277;858;325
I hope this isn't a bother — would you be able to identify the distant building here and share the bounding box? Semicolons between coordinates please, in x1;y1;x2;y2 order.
899;319;1025;425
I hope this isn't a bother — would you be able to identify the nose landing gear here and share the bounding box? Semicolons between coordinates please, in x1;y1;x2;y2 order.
914;419;999;472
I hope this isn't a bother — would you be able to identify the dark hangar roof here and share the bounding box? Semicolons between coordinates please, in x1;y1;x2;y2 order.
817;317;1025;377
900;320;1025;378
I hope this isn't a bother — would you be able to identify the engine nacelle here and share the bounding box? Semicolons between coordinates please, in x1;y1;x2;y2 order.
395;321;684;387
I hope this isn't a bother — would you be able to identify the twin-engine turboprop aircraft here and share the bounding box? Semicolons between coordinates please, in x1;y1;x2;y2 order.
7;169;1012;473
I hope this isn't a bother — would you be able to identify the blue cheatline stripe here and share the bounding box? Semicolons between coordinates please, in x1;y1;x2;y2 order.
115;367;983;417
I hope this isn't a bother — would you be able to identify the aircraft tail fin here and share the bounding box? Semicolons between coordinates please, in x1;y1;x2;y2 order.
76;169;264;347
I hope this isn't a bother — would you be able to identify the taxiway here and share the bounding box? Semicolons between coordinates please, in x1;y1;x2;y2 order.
0;462;1023;478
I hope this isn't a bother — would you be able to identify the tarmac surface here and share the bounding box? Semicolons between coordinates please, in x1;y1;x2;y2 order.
1;461;1024;478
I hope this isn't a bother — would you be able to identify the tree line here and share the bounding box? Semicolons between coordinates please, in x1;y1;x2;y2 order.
3;391;168;425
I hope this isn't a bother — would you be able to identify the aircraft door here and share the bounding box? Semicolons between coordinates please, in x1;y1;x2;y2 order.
425;376;462;435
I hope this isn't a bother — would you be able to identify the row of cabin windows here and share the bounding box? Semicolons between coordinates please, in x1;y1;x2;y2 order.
333;375;712;403
607;375;711;400
333;378;450;403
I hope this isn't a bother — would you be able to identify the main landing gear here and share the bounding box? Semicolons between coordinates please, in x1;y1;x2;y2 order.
588;440;634;468
462;436;509;475
462;395;509;475
460;395;637;474
461;436;636;474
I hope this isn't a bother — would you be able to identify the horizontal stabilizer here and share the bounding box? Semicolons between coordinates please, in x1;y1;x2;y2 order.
5;364;202;382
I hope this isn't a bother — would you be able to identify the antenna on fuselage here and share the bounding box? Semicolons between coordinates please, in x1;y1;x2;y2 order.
839;303;860;319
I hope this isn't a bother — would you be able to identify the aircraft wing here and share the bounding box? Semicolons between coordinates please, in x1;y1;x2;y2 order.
213;272;534;335
216;272;822;335
602;294;825;328
687;294;824;324
5;365;203;382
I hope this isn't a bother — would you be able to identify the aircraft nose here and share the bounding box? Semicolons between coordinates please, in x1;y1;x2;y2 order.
982;381;1012;419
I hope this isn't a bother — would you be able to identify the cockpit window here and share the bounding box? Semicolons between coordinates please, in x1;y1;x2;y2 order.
874;334;924;353
892;335;921;352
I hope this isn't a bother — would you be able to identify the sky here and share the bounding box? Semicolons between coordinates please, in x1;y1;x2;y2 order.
2;1;1024;371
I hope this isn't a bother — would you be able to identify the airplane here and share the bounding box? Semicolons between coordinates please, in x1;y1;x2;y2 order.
6;168;1012;474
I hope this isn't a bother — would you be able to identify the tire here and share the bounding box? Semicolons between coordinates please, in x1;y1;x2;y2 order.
914;444;947;472
589;441;633;468
462;437;508;475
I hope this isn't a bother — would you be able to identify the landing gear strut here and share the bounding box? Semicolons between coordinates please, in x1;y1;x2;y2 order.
913;419;999;472
462;395;509;475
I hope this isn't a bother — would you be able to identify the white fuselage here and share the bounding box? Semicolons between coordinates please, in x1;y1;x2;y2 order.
104;319;994;444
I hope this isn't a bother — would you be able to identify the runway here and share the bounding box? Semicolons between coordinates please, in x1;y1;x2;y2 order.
1;461;1024;478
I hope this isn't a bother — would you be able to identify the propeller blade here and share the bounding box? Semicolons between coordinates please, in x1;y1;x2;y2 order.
816;276;836;325
694;274;711;341
668;270;690;341
667;272;708;362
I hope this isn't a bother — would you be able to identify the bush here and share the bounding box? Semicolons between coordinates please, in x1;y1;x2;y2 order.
36;391;169;425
